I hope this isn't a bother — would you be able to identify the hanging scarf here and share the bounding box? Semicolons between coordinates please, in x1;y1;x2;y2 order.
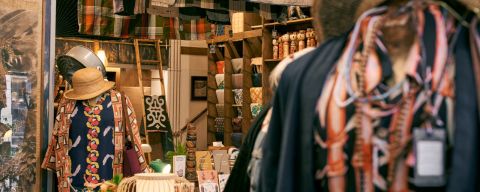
316;3;453;192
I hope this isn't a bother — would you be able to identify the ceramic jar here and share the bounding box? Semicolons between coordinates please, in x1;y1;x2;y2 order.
215;74;225;89
135;173;176;192
216;61;224;74
216;90;224;104
232;74;243;89
231;58;243;73
234;107;243;117
233;89;243;105
252;73;262;87
251;103;263;118
250;87;263;103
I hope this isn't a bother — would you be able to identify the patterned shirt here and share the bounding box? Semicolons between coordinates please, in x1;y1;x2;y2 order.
42;90;149;192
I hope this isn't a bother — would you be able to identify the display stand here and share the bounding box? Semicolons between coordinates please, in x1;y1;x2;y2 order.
206;29;262;146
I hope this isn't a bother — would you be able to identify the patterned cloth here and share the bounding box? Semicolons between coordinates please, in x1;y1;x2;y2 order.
78;0;136;38
42;90;149;192
247;0;313;6
314;5;454;191
68;93;115;189
135;14;171;39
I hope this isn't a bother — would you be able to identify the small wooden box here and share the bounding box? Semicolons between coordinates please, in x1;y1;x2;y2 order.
231;12;262;34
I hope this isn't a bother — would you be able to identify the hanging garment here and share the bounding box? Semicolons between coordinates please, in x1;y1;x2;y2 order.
246;0;312;7
42;90;149;192
259;35;347;192
259;4;480;192
315;5;455;191
78;0;135;38
447;17;480;192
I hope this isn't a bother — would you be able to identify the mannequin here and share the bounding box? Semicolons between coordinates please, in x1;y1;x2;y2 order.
42;68;149;191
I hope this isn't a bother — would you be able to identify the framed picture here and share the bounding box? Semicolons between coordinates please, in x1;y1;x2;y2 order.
191;76;207;101
0;0;48;191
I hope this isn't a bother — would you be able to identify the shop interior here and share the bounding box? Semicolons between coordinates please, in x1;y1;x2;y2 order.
0;0;479;191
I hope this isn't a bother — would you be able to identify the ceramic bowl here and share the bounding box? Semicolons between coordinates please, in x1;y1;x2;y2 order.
186;161;196;168
187;130;196;136
233;89;243;105
186;140;196;148
252;73;263;87
234;106;243;117
251;103;263;118
215;74;225;89
216;104;225;117
232;74;243;89
186;135;197;141
216;61;225;74
231;58;243;73
232;117;242;132
250;87;263;103
216;90;224;104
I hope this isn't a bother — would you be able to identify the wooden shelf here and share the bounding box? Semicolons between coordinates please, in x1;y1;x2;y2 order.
207;29;262;44
264;17;313;28
264;59;282;63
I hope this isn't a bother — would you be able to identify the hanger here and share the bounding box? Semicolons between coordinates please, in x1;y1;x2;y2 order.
428;0;470;27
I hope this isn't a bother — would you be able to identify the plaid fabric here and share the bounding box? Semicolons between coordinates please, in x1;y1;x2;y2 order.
135;0;147;14
152;0;216;9
229;0;246;12
135;14;170;39
78;0;136;38
178;18;210;40
247;0;313;6
206;10;230;24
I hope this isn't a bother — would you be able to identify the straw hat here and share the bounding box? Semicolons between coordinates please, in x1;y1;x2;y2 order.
63;68;115;100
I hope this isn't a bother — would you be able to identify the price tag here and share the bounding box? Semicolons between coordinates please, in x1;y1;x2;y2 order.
209;45;216;54
412;128;446;187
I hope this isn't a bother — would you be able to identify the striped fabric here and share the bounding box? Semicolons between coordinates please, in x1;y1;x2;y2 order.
135;0;147;14
152;0;215;9
247;0;313;7
78;0;135;38
179;18;210;40
135;14;170;39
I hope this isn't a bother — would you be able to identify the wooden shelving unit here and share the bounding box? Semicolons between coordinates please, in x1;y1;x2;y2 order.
207;31;262;146
207;17;313;146
261;17;314;104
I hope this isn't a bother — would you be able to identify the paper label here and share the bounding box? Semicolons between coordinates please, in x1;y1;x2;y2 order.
173;155;186;178
417;141;443;176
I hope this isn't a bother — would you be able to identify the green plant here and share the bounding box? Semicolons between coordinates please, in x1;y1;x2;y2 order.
165;141;187;164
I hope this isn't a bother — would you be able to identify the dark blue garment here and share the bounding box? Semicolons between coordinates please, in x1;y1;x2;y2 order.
259;35;347;192
68;94;115;189
447;24;480;192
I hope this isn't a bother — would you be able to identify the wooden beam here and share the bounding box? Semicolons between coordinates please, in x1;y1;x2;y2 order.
181;47;208;55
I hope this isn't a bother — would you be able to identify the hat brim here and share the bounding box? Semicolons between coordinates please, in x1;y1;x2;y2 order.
63;81;115;100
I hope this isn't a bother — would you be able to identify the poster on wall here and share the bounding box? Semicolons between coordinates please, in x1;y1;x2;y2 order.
0;0;44;191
